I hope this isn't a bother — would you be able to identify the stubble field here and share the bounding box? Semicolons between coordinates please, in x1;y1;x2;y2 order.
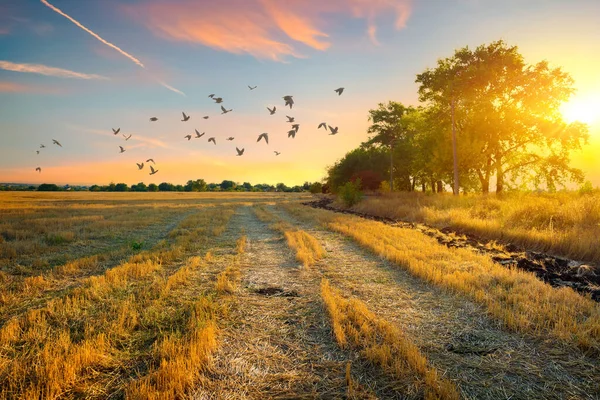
0;192;599;399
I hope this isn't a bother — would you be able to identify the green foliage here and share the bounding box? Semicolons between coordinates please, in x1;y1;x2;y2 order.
130;240;144;251
148;183;158;192
37;183;60;192
327;146;388;192
338;179;363;207
579;181;595;196
185;179;207;192
309;182;323;194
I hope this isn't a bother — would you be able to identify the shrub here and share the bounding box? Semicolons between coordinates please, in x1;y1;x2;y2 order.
309;182;323;194
579;180;594;196
338;179;363;207
379;180;391;194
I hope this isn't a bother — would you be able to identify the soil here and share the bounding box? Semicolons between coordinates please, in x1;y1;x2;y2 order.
303;198;600;301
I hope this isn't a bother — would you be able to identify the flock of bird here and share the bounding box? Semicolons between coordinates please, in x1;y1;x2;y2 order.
34;86;346;175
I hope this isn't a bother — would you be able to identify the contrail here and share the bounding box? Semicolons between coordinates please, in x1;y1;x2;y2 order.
0;60;108;80
41;0;144;68
40;0;186;96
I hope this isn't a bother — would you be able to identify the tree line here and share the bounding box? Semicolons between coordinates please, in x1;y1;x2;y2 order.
327;41;589;194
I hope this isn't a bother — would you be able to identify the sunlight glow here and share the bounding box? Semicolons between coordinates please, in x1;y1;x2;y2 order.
561;95;600;125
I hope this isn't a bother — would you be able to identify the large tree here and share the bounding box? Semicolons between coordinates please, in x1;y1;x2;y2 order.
416;40;588;193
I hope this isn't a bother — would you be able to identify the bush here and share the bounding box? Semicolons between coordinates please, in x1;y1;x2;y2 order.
379;180;391;194
338;179;363;207
309;182;323;194
579;180;594;196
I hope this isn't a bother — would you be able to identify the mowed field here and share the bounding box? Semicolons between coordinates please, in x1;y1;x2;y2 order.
0;192;599;399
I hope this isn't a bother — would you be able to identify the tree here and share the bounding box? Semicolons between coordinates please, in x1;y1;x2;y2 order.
131;182;148;192
309;182;323;194
158;182;174;191
148;183;158;192
114;183;129;192
276;183;288;192
89;185;101;192
185;179;207;192
326;146;388;192
242;182;253;191
416;40;589;193
37;183;60;192
220;180;236;191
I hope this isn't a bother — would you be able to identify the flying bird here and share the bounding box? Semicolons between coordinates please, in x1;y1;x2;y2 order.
286;116;295;123
226;137;234;141
283;95;294;109
181;112;190;122
335;87;345;96
318;122;328;130
274;151;281;156
184;135;192;141
146;158;155;164
123;134;132;141
221;105;233;114
248;85;257;90
112;128;120;135
119;146;126;153
208;137;216;145
267;106;276;115
203;116;209;119
236;147;245;156
208;94;215;98
213;97;223;104
137;162;144;170
35;167;41;173
150;117;158;122
52;139;62;147
328;126;339;135
195;129;205;138
291;123;300;131
288;130;296;138
40;144;45;148
36;150;40;155
149;165;159;175
257;133;269;144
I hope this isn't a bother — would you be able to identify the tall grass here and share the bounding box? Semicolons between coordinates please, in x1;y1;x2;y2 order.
349;191;600;263
289;205;600;353
321;279;459;400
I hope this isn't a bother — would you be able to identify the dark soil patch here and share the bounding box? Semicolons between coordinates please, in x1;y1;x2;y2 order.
304;198;600;301
252;286;300;297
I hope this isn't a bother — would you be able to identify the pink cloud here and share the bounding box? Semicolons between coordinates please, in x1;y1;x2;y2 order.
126;0;412;61
0;81;61;94
0;27;9;35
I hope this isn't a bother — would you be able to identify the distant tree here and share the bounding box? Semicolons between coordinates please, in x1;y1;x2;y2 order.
242;182;253;191
148;183;158;192
309;182;323;194
131;182;148;192
37;183;60;192
185;179;207;192
158;182;174;191
174;184;184;192
114;183;129;192
220;180;236;191
276;183;288;192
89;185;101;192
108;182;116;192
326;146;388;192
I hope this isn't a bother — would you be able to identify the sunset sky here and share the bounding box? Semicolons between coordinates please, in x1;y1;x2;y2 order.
1;0;599;187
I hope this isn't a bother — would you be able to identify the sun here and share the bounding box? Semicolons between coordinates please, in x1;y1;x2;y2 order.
561;96;600;124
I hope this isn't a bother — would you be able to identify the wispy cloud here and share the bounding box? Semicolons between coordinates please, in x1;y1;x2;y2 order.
127;0;412;61
0;80;61;94
0;60;107;80
70;125;171;150
40;0;185;96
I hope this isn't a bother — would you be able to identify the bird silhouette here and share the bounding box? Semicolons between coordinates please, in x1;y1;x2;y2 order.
283;95;294;109
35;167;41;173
119;146;126;153
195;129;205;138
318;122;328;130
328;125;339;135
213;97;223;104
208;94;215;98
226;137;234;141
112;128;120;135
267;106;276;115
208;137;216;145
146;158;155;164
137;162;144;170
257;133;269;144
236;147;245;156
286;116;295;123
221;105;233;114
335;87;345;96
181;112;191;122
248;85;257;90
184;135;192;141
123;134;132;141
274;151;281;156
149;165;159;175
203;116;209;119
40;144;46;148
288;130;296;138
52;139;62;147
36;150;40;155
150;117;158;122
291;123;300;132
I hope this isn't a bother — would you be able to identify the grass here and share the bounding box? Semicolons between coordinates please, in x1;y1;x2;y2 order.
321;279;459;400
347;191;600;263
286;203;600;354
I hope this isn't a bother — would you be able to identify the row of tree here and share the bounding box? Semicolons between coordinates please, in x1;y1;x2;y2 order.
327;41;589;194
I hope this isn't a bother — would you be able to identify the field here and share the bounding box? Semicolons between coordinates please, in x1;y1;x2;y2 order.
1;192;599;399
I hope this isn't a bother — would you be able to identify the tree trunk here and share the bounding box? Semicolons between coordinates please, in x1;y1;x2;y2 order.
436;181;443;193
496;162;504;194
421;182;426;192
411;178;416;192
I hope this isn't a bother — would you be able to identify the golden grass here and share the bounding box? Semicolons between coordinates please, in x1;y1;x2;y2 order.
321;279;459;400
350;191;600;263
0;206;236;398
296;205;600;353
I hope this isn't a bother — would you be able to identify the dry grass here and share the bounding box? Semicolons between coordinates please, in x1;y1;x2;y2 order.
321;279;459;400
0;205;236;399
288;204;600;354
349;191;600;263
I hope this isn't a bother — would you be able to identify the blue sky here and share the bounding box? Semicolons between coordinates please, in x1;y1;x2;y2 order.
1;0;599;186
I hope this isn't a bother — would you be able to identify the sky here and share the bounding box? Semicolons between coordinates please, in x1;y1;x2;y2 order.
0;0;599;187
